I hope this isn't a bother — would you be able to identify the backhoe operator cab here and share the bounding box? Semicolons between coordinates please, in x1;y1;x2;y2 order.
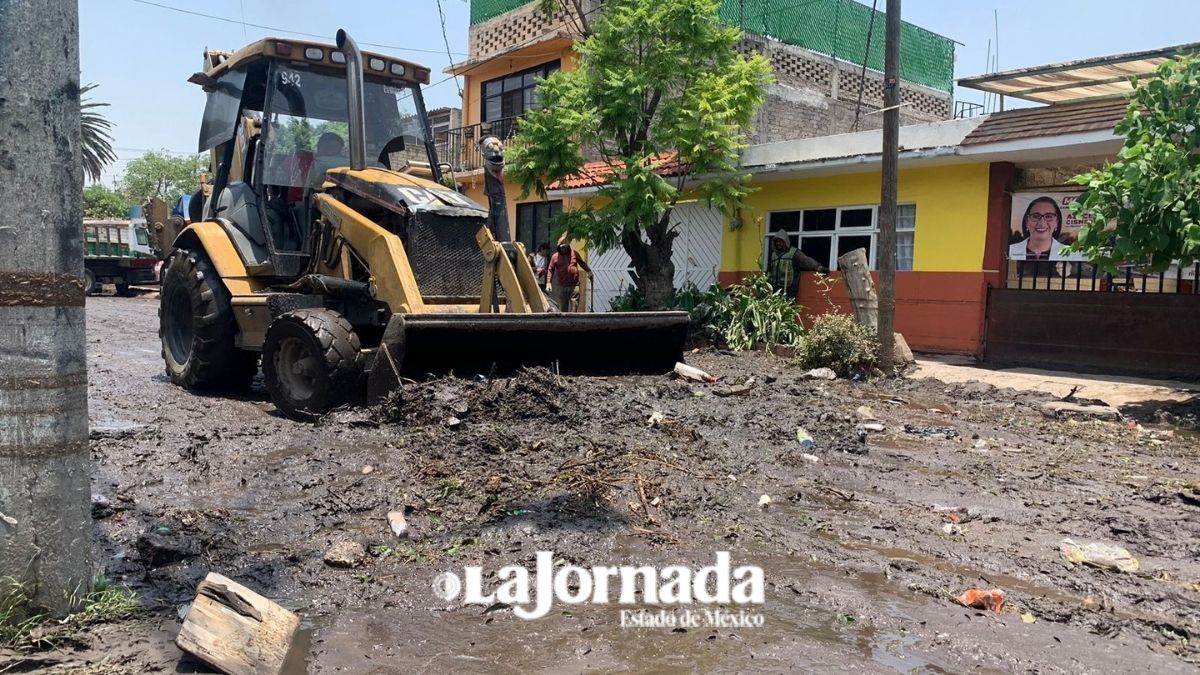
191;36;457;279
161;30;688;418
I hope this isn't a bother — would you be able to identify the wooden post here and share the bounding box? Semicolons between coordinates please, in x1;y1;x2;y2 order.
838;247;913;365
837;248;877;329
0;0;92;614
877;0;901;372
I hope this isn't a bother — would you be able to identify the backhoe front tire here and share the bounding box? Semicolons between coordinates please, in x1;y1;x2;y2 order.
262;309;362;419
159;248;258;390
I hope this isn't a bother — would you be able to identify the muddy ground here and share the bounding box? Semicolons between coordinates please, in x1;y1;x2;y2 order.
4;294;1199;673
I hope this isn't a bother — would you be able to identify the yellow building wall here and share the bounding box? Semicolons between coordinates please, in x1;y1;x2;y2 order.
723;163;992;274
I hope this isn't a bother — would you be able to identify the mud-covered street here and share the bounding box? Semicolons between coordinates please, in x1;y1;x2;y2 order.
9;294;1199;673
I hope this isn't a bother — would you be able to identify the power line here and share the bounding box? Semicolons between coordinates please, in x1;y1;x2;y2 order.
436;0;463;98
129;0;467;57
851;0;879;131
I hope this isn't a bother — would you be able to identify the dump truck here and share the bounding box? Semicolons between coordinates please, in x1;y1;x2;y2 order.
159;30;688;418
84;218;158;295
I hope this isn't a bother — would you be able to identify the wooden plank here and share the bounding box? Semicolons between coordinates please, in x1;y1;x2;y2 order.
176;572;300;675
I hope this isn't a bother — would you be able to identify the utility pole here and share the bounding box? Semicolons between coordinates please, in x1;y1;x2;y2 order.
0;0;92;614
877;0;901;373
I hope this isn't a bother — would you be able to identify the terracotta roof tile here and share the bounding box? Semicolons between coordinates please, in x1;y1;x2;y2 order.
961;98;1128;146
549;153;686;190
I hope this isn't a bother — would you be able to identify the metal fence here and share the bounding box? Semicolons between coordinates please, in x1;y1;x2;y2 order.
443;117;520;172
1006;259;1200;295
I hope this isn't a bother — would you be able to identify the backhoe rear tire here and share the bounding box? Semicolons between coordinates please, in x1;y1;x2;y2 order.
159;248;258;390
262;309;362;419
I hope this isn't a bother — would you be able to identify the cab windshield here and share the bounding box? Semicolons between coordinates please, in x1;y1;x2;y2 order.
262;61;432;189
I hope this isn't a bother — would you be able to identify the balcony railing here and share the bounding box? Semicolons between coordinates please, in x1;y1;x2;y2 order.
442;116;519;172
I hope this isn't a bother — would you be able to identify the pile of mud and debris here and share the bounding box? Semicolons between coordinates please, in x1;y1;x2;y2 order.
28;298;1200;673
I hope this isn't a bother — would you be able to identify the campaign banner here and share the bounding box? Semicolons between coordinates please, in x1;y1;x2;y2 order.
1008;192;1091;262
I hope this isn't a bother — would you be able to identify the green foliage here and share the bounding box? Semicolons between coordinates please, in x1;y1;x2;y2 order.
609;281;709;314
81;83;117;183
507;0;773;307
798;312;879;377
609;284;646;311
117;151;209;205
1069;56;1200;272
690;275;804;351
83;184;128;219
0;575;140;650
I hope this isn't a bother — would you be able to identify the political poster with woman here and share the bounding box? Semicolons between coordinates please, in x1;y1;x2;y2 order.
1008;192;1091;261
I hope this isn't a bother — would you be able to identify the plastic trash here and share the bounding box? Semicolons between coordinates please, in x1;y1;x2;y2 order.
388;511;410;538
674;362;717;383
1059;538;1139;573
757;494;771;508
647;411;666;427
796;427;815;450
956;588;1005;614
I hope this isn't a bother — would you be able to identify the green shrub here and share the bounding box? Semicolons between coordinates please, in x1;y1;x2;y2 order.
690;275;804;351
798;312;879;376
608;284;646;312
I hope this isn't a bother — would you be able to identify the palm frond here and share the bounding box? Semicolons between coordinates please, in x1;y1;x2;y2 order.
80;83;117;182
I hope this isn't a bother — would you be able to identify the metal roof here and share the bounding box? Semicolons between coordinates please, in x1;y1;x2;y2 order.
957;42;1200;105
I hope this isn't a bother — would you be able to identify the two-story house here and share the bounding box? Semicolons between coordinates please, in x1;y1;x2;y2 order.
443;0;957;309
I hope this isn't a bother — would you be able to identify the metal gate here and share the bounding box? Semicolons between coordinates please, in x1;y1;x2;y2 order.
588;202;723;311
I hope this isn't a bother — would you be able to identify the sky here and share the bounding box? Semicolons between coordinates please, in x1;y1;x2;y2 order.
81;0;1200;186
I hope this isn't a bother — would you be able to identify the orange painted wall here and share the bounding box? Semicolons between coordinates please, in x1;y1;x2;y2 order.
459;40;577;128
719;270;987;355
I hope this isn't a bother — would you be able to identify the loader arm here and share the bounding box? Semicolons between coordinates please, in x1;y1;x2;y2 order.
477;226;549;314
313;193;426;314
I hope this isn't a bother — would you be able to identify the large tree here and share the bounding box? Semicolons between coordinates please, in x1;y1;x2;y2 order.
1070;55;1200;272
80;83;117;183
117;150;208;205
508;0;772;308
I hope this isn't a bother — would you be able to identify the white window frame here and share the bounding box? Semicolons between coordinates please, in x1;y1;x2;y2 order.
765;204;916;271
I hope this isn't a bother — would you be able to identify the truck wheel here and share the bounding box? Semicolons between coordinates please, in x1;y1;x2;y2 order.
84;269;97;296
159;248;258;390
262;309;362;418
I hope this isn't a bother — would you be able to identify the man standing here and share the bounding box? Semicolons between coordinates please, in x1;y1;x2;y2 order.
546;236;593;311
767;230;826;299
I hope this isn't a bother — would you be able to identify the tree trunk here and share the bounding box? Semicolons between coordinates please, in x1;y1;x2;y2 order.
877;0;901;373
0;0;92;614
622;225;676;310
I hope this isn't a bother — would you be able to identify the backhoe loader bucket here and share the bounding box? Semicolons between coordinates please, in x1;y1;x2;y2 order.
366;311;690;400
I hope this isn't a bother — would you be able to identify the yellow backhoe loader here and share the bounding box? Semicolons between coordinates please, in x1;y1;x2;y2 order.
159;30;688;418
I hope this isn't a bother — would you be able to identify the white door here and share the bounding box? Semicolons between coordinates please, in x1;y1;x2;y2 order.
587;202;723;311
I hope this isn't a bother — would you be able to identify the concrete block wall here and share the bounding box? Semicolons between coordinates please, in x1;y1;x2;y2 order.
745;35;952;143
468;1;598;59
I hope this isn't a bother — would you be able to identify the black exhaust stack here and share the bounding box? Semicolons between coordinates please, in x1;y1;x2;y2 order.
336;29;367;171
